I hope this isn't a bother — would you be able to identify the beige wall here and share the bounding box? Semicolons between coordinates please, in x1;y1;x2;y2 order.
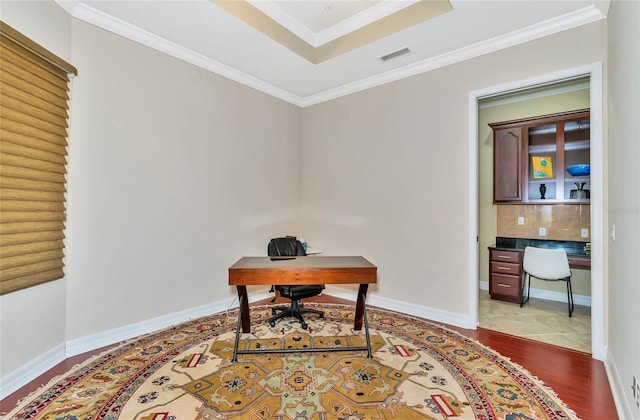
0;1;302;380
606;0;640;417
301;22;606;313
64;19;303;341
0;0;73;383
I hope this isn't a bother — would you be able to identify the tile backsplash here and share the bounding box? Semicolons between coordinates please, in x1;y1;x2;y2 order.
497;204;590;241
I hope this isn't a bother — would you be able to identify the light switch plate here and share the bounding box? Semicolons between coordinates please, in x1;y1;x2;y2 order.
581;228;589;238
518;217;525;225
539;227;546;236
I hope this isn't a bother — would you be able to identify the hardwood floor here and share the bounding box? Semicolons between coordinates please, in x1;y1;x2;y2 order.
1;295;617;419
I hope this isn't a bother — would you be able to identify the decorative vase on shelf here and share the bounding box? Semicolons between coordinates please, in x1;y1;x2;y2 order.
573;182;590;199
539;183;547;199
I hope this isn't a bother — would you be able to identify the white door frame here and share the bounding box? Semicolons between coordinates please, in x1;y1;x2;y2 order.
467;62;606;360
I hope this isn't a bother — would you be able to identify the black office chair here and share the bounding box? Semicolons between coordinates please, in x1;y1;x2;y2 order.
267;237;324;329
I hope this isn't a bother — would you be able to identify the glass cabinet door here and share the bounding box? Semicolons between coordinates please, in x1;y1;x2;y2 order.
527;123;558;201
563;118;590;200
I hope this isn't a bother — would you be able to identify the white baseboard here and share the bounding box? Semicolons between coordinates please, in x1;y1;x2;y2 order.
65;301;230;357
324;286;476;329
1;292;273;400
479;280;591;307
605;348;634;419
66;291;273;357
0;343;66;401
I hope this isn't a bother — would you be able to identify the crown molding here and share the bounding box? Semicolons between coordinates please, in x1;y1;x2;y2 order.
56;2;606;108
300;5;607;106
55;0;305;106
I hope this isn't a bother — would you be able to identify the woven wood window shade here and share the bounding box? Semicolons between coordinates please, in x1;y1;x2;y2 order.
1;21;77;295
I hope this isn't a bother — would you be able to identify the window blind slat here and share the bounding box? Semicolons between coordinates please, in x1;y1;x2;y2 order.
0;176;65;192
0;164;66;183
0;249;64;269
0;153;67;175
1;119;68;146
0;107;68;138
0;261;64;283
0;240;64;258
0;225;65;238
0;128;67;156
1;91;67;128
0;188;65;203
1;211;66;223
0;80;68;120
0;73;67;111
0;200;66;212
2;231;64;248
0;268;65;295
1;22;73;294
1;141;67;165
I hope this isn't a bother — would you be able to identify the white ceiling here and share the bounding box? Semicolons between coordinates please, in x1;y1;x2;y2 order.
55;0;609;107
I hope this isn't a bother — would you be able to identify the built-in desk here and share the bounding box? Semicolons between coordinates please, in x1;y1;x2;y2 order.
488;237;590;302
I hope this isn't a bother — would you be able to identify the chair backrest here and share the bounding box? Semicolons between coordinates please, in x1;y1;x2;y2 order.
523;246;571;280
268;237;307;257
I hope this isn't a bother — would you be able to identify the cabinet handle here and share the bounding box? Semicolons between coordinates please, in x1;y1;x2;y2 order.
497;267;511;270
497;283;511;288
497;255;511;259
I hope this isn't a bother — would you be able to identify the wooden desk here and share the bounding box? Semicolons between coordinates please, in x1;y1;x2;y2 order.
228;256;377;361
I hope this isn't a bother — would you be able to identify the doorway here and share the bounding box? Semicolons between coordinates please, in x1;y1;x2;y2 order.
467;63;605;360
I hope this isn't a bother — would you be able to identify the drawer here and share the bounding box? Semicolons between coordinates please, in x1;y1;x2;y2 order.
568;256;591;270
490;261;521;276
490;249;522;264
490;274;521;298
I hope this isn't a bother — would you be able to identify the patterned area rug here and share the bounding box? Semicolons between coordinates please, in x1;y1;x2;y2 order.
4;304;579;419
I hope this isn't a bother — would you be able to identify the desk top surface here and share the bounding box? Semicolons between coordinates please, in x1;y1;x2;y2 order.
230;255;375;269
228;256;377;285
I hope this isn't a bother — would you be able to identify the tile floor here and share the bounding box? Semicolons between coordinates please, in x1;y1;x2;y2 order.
479;290;591;353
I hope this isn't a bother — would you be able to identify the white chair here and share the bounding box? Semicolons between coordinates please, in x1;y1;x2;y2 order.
521;246;574;317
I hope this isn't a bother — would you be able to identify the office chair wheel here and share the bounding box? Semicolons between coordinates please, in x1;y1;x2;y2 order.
301;322;308;330
271;308;277;315
269;320;276;327
319;314;324;319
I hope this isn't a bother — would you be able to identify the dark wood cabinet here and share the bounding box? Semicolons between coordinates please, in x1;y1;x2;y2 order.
490;109;590;204
493;127;523;202
489;249;523;303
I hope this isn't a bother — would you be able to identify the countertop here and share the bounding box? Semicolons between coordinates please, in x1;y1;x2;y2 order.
489;237;590;258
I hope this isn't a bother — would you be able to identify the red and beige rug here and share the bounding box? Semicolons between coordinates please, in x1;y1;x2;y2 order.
4;303;579;419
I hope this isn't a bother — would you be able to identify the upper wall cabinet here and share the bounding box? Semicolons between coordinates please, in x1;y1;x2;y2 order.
490;109;590;204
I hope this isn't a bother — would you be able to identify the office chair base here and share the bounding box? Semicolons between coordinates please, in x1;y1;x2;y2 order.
268;300;324;330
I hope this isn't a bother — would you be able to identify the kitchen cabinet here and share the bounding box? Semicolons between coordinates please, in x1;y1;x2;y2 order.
488;249;523;303
490;109;590;204
493;127;523;201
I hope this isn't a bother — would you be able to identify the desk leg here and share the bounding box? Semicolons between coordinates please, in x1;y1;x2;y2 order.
237;285;250;333
232;293;243;363
354;284;372;358
354;284;368;330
